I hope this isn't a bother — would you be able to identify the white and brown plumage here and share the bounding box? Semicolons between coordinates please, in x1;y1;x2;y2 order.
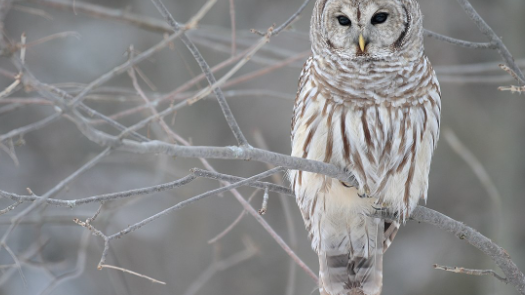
289;0;441;294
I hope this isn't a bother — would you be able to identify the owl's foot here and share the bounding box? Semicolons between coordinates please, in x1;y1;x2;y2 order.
370;204;399;221
342;167;359;188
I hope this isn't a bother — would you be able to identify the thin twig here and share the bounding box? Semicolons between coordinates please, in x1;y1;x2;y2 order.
252;0;311;36
443;129;502;236
498;64;525;93
0;201;22;215
207;190;259;244
99;264;166;285
258;188;269;215
228;0;236;56
24;31;80;49
434;59;525;75
0;174;197;207
434;264;507;283
0;33;25;99
423;29;495;49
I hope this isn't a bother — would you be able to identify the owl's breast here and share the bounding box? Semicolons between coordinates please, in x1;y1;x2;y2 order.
291;55;440;216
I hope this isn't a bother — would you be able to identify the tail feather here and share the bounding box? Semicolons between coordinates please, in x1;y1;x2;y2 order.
383;220;399;252
319;217;400;295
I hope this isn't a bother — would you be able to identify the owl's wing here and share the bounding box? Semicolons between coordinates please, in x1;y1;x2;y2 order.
319;217;399;295
291;57;313;142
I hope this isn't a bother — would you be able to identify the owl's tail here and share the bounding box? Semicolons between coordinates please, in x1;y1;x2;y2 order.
318;218;399;295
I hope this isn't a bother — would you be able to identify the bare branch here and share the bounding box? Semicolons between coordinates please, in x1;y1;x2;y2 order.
0;147;112;245
0;174;197;206
151;0;250;147
411;206;525;294
121;141;358;185
186;28;274;106
105;167;284;240
453;0;525;83
11;56;149;142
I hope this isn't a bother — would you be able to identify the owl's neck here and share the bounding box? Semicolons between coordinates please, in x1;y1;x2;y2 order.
308;53;433;106
312;53;415;77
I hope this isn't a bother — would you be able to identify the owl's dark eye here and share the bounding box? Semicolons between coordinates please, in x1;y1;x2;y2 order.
337;15;351;26
371;12;389;25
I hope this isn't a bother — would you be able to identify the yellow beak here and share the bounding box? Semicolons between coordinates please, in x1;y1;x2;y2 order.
359;34;366;52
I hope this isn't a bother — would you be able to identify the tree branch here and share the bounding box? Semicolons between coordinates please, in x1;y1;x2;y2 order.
411;206;525;294
151;0;250;147
453;0;525;83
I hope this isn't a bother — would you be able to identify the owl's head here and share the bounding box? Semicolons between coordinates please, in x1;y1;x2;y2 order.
311;0;424;61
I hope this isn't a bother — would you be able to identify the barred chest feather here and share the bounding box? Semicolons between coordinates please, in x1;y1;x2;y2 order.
290;55;441;221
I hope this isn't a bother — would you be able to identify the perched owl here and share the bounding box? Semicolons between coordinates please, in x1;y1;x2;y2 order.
289;0;441;294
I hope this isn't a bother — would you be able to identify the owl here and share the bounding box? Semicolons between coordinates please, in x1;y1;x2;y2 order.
289;0;441;294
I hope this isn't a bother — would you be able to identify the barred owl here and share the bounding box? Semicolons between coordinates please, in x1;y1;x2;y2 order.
289;0;441;294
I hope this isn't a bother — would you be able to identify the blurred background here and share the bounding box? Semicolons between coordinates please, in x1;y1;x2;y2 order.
0;0;524;294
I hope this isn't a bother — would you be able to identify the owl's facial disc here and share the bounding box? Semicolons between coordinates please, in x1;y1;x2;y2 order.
321;0;409;59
